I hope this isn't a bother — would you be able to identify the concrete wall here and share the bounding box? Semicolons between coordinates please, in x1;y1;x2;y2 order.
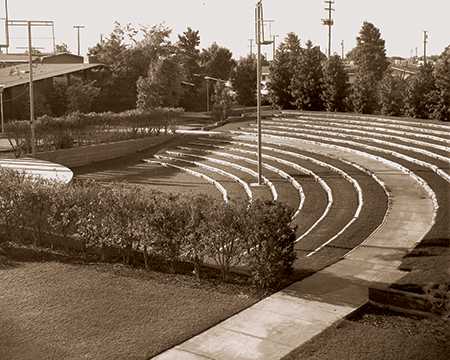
35;135;175;169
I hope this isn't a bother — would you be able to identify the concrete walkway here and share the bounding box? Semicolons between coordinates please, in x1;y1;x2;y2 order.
0;158;73;183
152;135;436;360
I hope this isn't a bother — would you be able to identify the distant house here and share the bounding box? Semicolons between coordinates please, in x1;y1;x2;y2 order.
0;60;104;120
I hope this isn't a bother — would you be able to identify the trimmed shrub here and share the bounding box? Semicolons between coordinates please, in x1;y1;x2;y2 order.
5;108;183;156
0;169;297;290
243;200;297;290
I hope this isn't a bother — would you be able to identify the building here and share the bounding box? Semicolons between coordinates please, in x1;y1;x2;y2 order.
0;59;103;120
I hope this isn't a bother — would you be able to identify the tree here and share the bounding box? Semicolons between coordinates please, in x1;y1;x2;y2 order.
404;63;436;119
269;32;302;109
231;55;257;106
291;40;326;111
177;27;203;111
379;72;407;116
136;56;184;110
88;22;174;112
430;46;450;121
66;78;101;113
321;55;350;112
200;43;235;80
55;43;70;54
351;22;389;113
353;22;389;81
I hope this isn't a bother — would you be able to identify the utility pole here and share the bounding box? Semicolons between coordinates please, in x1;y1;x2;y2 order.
27;21;36;157
322;0;335;58
341;40;344;60
73;25;85;56
423;30;428;64
249;38;254;56
8;20;54;156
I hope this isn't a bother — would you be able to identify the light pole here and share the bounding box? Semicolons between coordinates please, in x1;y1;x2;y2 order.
255;1;273;185
74;25;85;56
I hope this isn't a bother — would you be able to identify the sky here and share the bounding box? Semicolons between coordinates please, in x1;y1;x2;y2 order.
2;0;449;59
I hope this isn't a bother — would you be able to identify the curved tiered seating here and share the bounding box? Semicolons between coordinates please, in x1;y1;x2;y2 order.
240;125;450;184
165;149;278;201
144;159;229;203
153;154;254;201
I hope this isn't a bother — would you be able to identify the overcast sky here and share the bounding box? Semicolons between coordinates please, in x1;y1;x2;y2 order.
3;0;449;59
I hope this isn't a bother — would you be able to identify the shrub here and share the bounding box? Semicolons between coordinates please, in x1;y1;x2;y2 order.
243;200;297;290
181;194;213;280
0;170;297;289
5;108;184;156
207;201;246;281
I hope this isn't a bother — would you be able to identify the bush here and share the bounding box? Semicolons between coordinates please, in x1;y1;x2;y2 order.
0;170;296;290
242;200;297;290
5;108;184;156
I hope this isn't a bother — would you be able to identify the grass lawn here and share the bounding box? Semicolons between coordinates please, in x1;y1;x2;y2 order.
0;260;257;360
287;305;450;360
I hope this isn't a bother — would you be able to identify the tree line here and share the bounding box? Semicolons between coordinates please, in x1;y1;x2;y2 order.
267;22;450;121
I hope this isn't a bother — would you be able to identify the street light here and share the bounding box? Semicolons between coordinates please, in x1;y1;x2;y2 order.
255;0;273;185
193;74;227;113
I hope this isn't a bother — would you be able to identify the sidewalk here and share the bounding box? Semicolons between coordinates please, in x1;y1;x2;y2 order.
152;136;436;360
0;158;73;183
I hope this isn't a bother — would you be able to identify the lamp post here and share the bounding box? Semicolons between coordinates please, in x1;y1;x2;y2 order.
193;74;227;113
255;1;273;185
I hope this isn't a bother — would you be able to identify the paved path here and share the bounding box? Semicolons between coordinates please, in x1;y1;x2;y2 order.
0;158;73;183
152;135;436;360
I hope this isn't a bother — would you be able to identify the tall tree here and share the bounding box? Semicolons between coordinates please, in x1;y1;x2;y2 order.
404;63;436;119
88;23;174;112
351;22;389;113
200;43;235;80
379;72;407;116
231;55;257;106
291;41;326;111
177;27;202;111
136;56;184;110
268;32;302;109
321;55;350;112
430;45;450;121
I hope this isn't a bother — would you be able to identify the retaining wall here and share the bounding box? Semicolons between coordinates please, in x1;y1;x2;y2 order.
35;135;175;168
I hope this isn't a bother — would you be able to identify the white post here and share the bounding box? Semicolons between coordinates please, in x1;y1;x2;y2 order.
256;1;263;185
28;21;36;157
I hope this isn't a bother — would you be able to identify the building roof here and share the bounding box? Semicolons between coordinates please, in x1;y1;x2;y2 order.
0;63;103;89
0;53;40;63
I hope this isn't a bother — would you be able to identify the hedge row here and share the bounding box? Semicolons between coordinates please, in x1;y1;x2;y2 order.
5;108;184;157
0;169;296;290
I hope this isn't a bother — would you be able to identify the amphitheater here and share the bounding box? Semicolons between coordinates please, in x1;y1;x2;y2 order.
77;111;449;360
